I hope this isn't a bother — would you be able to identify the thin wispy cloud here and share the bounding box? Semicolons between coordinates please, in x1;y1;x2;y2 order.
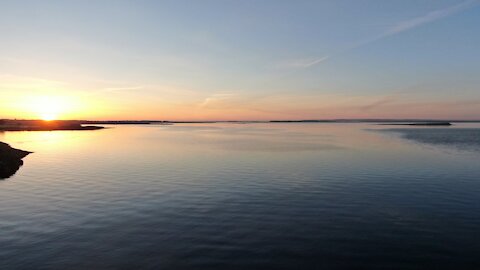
286;0;479;69
359;96;396;112
386;0;478;35
350;0;479;49
102;86;145;92
199;93;238;108
277;56;330;69
0;74;68;91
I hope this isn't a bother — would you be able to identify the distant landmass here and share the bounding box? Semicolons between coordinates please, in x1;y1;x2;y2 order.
1;119;478;130
0;120;104;131
81;119;479;125
379;122;452;126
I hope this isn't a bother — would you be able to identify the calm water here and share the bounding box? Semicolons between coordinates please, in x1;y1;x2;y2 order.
1;123;480;270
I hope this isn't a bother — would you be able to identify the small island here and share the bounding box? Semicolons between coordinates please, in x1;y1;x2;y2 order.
0;120;104;131
379;122;452;126
0;142;32;179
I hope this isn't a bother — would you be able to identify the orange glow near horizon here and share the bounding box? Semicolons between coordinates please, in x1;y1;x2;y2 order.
30;96;67;121
1;89;479;121
41;114;56;121
4;94;91;121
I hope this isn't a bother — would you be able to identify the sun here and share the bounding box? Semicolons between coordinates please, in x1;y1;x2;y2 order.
41;112;57;121
29;96;67;121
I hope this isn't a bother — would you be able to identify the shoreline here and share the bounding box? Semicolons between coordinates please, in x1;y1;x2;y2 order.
0;125;104;131
0;120;104;132
0;142;32;179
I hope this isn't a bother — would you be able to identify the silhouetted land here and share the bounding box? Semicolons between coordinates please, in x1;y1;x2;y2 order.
0;120;104;131
82;120;154;125
379;122;452;126
270;120;335;123
81;119;479;125
2;119;477;129
0;142;31;179
83;120;206;125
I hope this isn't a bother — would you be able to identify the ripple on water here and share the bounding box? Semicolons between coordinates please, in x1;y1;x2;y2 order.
1;124;480;269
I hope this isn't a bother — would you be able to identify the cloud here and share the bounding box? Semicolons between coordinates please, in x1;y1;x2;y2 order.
385;0;478;36
277;56;330;69
0;74;68;92
359;96;396;112
347;0;479;50
199;93;238;108
284;0;479;69
102;86;145;92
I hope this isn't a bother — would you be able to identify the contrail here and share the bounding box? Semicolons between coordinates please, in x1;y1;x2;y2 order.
299;0;480;69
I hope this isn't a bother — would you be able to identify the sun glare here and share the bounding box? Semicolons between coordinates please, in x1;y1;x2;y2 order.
41;113;57;121
28;96;68;121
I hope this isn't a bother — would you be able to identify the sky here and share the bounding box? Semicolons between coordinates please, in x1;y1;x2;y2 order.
1;0;479;120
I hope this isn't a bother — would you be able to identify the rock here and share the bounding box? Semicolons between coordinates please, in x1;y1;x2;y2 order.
0;142;32;179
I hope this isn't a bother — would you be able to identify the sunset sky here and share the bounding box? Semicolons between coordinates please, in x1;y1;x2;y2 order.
1;0;479;120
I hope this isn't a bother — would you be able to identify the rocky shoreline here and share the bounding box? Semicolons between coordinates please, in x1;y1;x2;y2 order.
0;142;32;179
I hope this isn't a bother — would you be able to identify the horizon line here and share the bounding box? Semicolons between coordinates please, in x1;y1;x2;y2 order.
3;118;480;123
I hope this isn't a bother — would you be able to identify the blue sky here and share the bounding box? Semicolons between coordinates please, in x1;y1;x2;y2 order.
1;0;479;120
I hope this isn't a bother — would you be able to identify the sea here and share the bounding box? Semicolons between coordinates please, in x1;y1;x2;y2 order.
1;123;480;269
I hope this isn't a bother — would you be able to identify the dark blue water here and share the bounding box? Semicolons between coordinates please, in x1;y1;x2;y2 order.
384;127;480;153
1;123;480;269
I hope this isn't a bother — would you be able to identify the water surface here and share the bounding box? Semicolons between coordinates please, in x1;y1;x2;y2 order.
1;123;480;269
